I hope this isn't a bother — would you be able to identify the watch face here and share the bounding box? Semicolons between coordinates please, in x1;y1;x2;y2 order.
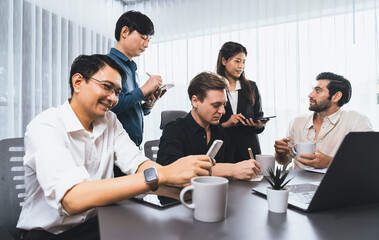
144;168;157;182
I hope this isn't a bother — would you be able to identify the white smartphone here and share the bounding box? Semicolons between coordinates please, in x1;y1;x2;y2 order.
206;140;223;163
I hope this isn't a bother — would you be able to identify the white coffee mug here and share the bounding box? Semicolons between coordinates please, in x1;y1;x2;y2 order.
255;154;275;176
180;176;228;222
292;142;315;160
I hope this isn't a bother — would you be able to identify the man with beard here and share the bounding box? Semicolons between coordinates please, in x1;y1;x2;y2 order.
274;72;372;169
157;72;261;180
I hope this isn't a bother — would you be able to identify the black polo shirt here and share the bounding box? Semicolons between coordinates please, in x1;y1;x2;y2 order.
156;112;234;166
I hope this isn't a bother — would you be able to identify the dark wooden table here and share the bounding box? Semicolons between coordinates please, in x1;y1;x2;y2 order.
98;170;379;240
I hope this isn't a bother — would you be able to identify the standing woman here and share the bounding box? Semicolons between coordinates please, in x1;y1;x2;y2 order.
217;41;268;162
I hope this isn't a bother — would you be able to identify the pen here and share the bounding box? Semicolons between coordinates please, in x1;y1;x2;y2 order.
248;148;254;159
146;72;151;77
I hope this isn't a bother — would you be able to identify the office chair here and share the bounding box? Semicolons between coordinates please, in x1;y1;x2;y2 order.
159;110;187;130
144;110;188;161
0;226;14;240
0;137;25;240
144;139;160;162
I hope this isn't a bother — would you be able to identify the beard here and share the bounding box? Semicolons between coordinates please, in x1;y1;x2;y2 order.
309;98;331;112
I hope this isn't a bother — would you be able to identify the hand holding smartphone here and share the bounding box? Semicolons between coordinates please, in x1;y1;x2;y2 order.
206;140;223;165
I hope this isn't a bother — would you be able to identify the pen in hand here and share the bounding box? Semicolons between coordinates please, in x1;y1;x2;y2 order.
146;72;161;91
248;148;254;159
248;148;261;178
145;72;166;99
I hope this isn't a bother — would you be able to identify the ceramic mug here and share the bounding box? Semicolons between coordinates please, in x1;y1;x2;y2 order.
179;176;228;222
292;142;315;160
255;154;276;176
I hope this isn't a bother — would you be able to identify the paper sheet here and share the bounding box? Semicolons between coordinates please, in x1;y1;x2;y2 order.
249;175;264;182
304;167;327;174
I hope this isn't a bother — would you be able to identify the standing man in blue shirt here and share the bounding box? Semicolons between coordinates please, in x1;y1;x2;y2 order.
108;11;163;147
108;11;164;176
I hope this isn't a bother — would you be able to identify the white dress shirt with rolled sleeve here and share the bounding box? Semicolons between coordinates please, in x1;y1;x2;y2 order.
17;100;148;234
279;109;373;169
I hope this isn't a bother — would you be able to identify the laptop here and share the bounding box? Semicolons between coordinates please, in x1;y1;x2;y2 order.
252;132;379;212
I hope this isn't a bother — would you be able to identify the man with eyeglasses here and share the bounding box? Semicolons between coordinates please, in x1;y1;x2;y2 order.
108;11;162;152
17;54;211;240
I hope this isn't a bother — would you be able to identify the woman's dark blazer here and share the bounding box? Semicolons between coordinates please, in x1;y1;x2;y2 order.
220;80;264;162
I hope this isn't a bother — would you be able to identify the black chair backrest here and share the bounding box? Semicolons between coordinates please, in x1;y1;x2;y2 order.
0;138;25;239
144;110;187;162
160;110;187;130
0;226;14;240
144;140;160;162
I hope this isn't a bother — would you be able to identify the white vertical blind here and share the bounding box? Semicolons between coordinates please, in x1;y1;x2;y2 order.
1;0;378;156
0;0;126;139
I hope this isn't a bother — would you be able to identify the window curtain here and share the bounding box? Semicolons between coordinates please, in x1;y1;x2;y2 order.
1;0;378;155
0;0;125;140
128;0;379;154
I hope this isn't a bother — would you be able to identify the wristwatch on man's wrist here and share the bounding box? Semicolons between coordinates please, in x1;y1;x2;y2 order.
143;167;159;191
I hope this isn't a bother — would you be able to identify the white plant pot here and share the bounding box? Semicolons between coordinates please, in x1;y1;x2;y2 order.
266;186;290;213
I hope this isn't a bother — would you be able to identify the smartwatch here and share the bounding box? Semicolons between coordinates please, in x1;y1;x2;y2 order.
143;167;159;191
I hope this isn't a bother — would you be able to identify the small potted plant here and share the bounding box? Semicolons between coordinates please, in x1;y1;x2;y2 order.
264;165;293;213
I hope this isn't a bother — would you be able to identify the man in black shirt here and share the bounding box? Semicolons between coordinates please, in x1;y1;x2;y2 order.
157;72;261;180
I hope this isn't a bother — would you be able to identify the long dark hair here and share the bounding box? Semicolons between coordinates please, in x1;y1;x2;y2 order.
216;41;255;105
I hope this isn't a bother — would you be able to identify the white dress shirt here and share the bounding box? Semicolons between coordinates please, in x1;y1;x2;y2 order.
278;109;373;169
17;101;147;234
226;80;241;115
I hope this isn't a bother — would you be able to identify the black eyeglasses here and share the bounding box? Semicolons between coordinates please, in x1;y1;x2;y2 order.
88;77;122;97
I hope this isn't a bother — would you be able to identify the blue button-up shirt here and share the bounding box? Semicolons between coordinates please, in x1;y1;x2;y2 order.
108;48;151;146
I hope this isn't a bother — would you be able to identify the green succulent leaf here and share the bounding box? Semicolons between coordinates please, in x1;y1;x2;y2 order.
265;165;293;190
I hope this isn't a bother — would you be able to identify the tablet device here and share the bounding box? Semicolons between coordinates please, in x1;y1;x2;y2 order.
160;84;175;91
132;194;180;208
255;115;276;121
